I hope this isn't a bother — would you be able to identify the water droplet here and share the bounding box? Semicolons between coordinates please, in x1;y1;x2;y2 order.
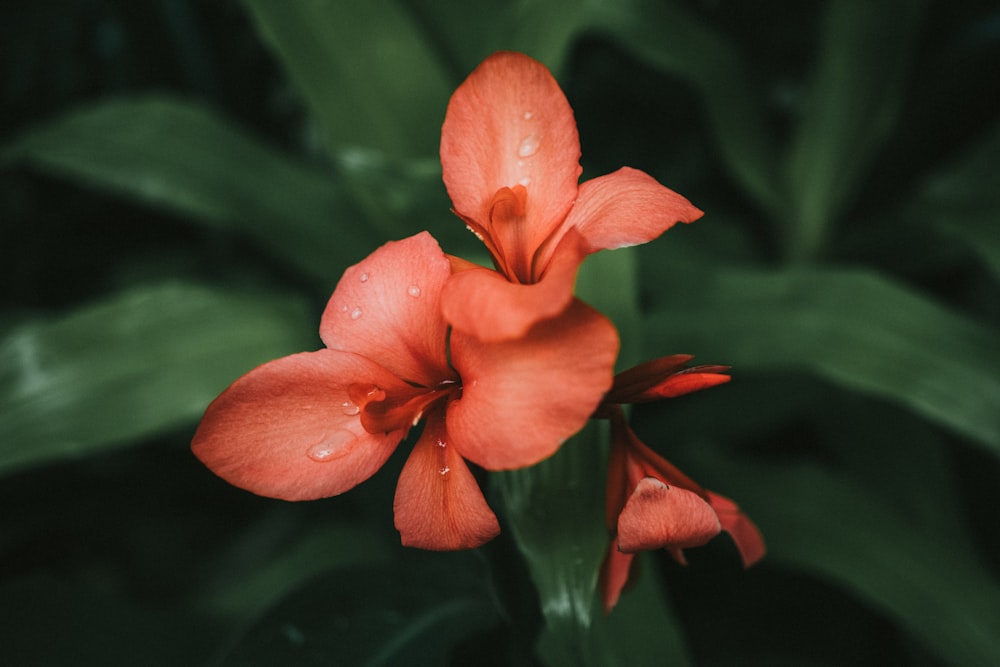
359;272;369;282
341;400;360;416
439;466;451;476
350;307;363;320
307;430;355;462
518;177;531;187
436;439;446;448
523;111;533;120
339;305;348;313
518;135;539;158
407;285;421;297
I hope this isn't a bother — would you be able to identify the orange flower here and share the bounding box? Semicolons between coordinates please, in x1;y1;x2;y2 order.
440;51;703;342
597;357;765;612
192;233;618;550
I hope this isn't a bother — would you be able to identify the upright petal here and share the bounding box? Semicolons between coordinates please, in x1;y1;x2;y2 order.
320;232;451;387
192;350;406;501
393;413;500;550
447;299;619;470
617;478;722;553
441;51;581;259
557;167;702;255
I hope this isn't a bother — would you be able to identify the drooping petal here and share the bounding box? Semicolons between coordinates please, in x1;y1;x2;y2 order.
320;232;452;387
558;167;702;255
440;228;587;341
192;350;406;501
599;541;637;614
393;412;500;550
447;299;619;470
441;51;581;264
707;491;767;567
617;478;722;553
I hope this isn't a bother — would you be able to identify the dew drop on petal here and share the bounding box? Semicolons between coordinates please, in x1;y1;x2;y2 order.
341;400;360;416
359;272;369;282
523;111;533;120
339;305;348;313
439;466;451;476
350;307;363;320
407;284;421;298
307;429;356;462
436;439;446;448
518;135;539;158
519;177;531;187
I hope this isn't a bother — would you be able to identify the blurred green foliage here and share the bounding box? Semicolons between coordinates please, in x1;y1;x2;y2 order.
2;1;999;665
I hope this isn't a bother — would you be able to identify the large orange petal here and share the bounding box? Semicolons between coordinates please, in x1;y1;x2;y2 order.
320;232;451;387
707;491;766;567
192;350;406;501
393;414;500;550
441;51;581;264
617;477;721;553
559;167;702;255
446;299;619;470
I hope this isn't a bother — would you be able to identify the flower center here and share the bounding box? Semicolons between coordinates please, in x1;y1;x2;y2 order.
349;378;461;435
486;184;533;284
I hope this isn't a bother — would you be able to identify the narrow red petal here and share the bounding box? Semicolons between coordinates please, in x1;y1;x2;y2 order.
618;421;707;497
560;167;703;253
707;491;767;567
606;354;696;403
441;51;581;269
393;414;500;550
447;299;619;470
635;371;731;400
599;541;637;614
617;478;721;553
192;350;405;501
320;232;451;387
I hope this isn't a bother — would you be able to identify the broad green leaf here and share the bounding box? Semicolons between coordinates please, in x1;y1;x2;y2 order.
217;551;499;667
242;0;450;159
644;267;1000;453
783;0;927;260
908;121;1000;282
595;0;781;216
0;283;314;475
494;422;610;667
690;450;1000;666
2;96;375;285
576;246;641;370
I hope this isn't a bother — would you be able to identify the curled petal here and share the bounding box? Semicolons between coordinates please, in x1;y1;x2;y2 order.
448;299;619;470
192;350;405;501
617;478;721;553
560;167;703;254
320;232;451;387
441;51;581;263
441;228;586;341
599;541;637;614
708;491;767;567
393;414;500;550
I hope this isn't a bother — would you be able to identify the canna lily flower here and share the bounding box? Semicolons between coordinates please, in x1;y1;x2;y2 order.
192;232;618;550
439;51;704;342
596;356;765;612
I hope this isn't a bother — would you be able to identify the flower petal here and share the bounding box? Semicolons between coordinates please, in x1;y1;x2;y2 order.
560;167;703;254
393;413;500;550
192;350;406;501
599;541;636;614
447;299;619;469
441;51;581;262
320;232;451;387
617;478;721;553
707;491;767;567
440;228;586;341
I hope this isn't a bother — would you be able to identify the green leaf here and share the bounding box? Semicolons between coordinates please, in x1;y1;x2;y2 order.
908;121;1000;282
242;0;450;159
217;551;499;667
595;0;781;216
0;282;314;475
644;266;1000;453
494;422;610;667
783;0;928;260
691;450;1000;666
2;96;375;285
